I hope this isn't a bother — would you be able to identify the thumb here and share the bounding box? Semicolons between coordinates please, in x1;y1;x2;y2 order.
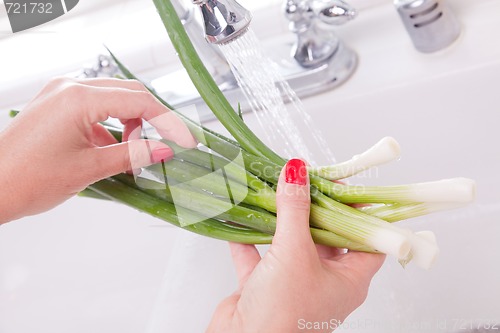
273;159;313;249
89;140;174;180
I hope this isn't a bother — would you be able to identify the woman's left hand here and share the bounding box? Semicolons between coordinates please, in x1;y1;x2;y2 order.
0;78;197;224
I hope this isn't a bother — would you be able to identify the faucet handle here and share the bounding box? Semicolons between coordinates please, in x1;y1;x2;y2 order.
311;0;357;27
285;0;356;29
284;0;357;68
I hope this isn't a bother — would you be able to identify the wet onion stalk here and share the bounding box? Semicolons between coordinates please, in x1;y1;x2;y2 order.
10;108;474;269
86;119;471;269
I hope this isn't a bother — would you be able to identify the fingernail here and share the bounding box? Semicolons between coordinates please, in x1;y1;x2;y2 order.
151;147;174;164
285;159;307;186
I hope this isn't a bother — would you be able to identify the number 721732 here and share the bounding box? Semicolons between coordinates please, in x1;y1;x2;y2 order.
5;2;53;14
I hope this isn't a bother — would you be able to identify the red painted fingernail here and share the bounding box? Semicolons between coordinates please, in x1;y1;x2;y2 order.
151;147;174;164
285;159;307;186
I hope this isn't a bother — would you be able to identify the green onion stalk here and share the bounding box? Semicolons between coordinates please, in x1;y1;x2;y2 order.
7;0;476;269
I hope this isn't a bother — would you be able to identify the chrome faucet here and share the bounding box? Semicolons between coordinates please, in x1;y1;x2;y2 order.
278;0;358;98
193;0;252;44
169;0;237;85
88;0;358;120
285;0;357;68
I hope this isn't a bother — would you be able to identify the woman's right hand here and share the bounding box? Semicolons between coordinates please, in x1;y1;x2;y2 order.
207;159;385;333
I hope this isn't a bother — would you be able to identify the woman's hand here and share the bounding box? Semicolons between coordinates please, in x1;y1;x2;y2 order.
0;78;197;224
207;159;385;333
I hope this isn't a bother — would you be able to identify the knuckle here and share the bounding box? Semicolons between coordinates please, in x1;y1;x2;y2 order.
52;83;87;110
137;89;155;101
277;198;311;215
287;197;311;211
61;82;86;96
91;147;131;179
276;187;311;210
136;90;160;110
42;76;72;93
38;78;84;108
126;141;146;170
127;79;147;91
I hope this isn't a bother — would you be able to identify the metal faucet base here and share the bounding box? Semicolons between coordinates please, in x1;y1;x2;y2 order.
151;37;357;122
264;35;357;100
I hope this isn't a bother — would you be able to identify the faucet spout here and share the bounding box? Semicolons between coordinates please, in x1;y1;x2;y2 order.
193;0;252;44
170;0;235;85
